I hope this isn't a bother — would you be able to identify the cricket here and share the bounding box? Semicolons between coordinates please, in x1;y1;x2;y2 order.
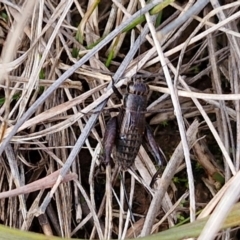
101;78;165;183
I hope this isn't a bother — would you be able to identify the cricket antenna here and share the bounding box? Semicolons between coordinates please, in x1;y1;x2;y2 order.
131;43;140;84
119;171;135;223
135;28;141;84
133;1;144;84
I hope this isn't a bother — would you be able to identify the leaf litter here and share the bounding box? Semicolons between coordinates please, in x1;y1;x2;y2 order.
0;0;240;239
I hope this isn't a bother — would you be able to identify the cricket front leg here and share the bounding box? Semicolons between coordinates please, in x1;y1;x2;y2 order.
111;78;122;100
144;124;166;186
101;116;118;166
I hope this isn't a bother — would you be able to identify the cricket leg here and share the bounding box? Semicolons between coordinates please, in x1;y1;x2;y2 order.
111;78;122;100
144;124;166;187
144;124;166;166
101;116;118;166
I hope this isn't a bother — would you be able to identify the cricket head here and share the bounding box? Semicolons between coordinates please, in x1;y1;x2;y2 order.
127;79;149;96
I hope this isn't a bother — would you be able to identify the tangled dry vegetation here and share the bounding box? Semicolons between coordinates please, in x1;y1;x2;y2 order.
0;0;240;239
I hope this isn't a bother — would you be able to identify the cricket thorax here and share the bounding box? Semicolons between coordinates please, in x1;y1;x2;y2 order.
123;81;149;113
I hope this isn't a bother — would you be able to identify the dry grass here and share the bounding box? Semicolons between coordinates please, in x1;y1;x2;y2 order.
0;0;240;239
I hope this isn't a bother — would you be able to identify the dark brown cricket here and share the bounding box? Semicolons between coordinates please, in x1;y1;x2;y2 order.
102;79;164;175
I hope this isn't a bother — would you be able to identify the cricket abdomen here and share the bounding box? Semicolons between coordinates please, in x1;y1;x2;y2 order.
115;89;147;170
116;128;144;170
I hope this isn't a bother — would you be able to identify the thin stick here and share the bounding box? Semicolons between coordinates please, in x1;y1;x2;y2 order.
140;1;195;235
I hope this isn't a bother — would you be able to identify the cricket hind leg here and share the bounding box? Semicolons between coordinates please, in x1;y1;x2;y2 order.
100;116;118;167
143;124;167;187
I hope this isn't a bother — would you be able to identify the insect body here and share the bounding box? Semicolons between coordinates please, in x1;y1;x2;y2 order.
102;79;164;174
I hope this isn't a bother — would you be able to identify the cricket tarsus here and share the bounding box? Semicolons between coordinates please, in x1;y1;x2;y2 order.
150;167;164;188
101;78;165;186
